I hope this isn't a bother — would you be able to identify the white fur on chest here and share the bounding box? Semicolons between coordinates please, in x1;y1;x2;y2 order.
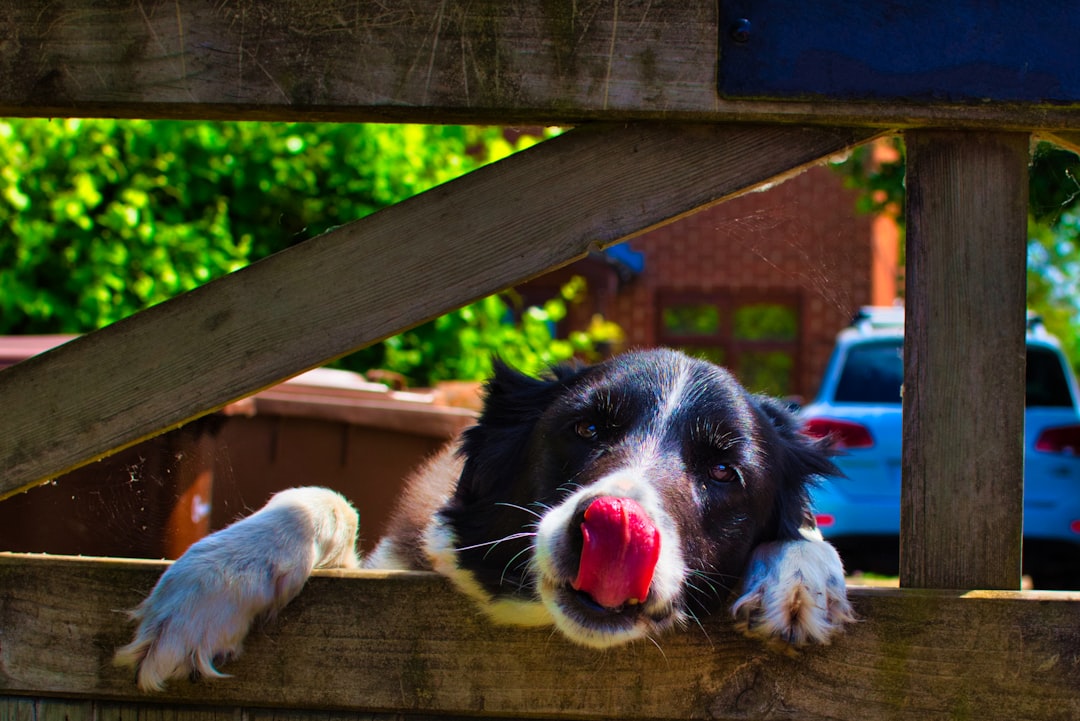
418;517;553;627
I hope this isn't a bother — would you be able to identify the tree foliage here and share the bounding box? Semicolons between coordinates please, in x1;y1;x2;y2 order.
379;276;623;383
832;136;1080;370
0;118;617;384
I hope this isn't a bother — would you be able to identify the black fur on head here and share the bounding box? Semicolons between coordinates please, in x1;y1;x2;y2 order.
749;394;840;541
438;349;840;606
454;358;587;505
437;358;588;595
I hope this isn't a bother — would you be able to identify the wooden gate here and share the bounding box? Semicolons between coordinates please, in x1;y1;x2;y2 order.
1;2;1079;719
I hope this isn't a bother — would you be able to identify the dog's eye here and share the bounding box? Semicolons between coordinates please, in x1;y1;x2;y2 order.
709;463;740;484
574;420;599;440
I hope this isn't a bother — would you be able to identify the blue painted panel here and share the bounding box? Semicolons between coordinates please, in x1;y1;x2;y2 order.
719;1;1080;104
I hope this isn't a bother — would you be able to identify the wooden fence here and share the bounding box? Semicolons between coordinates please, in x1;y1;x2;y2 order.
1;2;1079;719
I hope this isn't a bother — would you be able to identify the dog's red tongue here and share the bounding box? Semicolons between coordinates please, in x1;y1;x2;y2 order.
572;496;661;609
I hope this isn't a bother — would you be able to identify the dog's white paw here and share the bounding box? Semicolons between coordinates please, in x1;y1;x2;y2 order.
115;487;359;691
731;530;854;651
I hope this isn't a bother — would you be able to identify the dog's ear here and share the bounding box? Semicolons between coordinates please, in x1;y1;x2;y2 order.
468;358;581;429
453;358;585;505
753;395;840;540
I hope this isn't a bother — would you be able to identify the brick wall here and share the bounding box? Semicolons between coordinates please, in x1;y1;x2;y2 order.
592;165;876;400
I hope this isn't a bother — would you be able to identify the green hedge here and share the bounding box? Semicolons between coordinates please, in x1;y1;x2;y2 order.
0;119;618;384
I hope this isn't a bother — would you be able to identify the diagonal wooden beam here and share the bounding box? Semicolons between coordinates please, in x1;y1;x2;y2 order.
0;122;885;499
1040;131;1080;157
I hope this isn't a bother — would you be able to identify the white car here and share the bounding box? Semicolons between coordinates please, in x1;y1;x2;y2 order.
800;307;1080;587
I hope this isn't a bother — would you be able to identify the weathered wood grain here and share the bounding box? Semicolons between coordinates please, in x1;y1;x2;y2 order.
2;0;1080;129
0;0;715;122
0;122;884;500
2;553;1079;720
0;698;278;721
2;698;459;721
901;130;1030;590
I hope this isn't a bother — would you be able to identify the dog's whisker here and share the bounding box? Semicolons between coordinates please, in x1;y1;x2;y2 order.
556;481;584;496
683;580;713;606
500;544;537;586
690;568;739;595
509;556;538;591
494;502;544;520
454;532;537;554
686;571;730;600
687;571;721;591
683;608;715;648
643;633;668;661
685;575;720;598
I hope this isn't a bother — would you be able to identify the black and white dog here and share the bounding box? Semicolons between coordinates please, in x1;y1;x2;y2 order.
116;348;854;691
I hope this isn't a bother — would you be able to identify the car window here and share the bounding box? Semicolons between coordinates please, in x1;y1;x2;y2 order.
833;340;1075;407
1026;346;1074;407
834;341;903;403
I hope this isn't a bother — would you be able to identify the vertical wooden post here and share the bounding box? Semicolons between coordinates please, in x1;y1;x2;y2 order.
901;130;1029;590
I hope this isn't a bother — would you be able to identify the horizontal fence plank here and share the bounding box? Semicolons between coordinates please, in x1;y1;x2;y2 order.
1;553;1079;720
2;0;1080;129
0;122;884;500
0;698;425;721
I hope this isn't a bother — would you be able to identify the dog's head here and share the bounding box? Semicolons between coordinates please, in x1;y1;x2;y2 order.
432;348;837;647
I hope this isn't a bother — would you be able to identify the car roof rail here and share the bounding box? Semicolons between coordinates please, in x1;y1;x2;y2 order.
850;305;905;333
850;307;1052;338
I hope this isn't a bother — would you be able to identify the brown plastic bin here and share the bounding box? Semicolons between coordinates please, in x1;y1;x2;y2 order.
0;337;477;558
